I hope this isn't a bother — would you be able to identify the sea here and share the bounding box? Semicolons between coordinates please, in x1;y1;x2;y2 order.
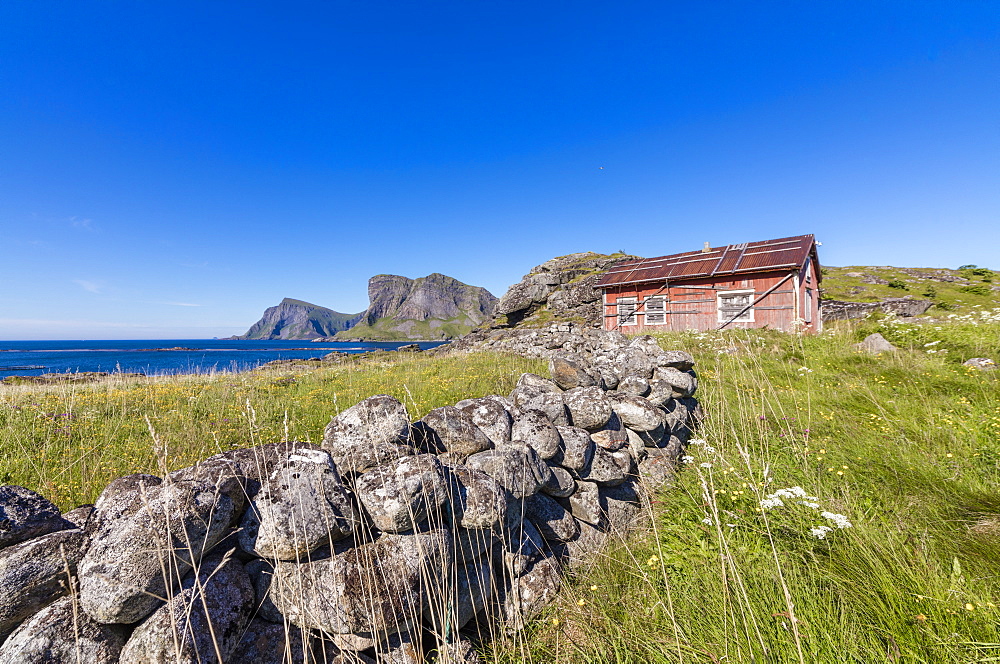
0;339;447;378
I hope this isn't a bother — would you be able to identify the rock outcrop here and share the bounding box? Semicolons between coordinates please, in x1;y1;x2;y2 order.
489;252;638;329
234;298;362;340
0;328;700;664
337;273;498;341
821;297;934;321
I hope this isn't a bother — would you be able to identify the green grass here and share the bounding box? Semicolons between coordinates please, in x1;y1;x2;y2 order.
485;310;1000;663
0;352;544;509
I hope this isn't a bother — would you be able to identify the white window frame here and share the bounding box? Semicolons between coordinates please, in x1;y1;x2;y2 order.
617;297;637;325
644;295;666;325
717;289;755;323
804;288;813;323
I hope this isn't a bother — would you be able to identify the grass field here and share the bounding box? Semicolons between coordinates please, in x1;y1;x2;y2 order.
486;308;1000;663
0;352;544;509
1;310;999;662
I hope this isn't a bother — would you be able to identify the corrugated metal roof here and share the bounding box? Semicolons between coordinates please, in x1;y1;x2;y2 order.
597;234;820;287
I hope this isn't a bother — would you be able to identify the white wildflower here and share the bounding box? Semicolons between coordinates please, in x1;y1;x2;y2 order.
821;512;852;529
701;517;713;526
681;455;695;464
923;340;941;347
699;462;713;469
810;525;833;539
760;497;784;509
689;439;717;455
797;501;820;509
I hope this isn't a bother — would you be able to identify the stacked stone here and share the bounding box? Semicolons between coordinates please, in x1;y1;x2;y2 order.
0;334;700;664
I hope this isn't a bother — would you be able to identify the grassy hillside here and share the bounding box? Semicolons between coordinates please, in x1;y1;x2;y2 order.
1;312;998;662
822;264;999;312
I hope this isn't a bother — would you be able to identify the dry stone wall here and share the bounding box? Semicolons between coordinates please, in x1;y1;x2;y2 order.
0;328;700;664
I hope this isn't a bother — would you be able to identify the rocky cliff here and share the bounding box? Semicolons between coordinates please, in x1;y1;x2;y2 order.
335;273;498;341
489;252;638;329
233;298;362;340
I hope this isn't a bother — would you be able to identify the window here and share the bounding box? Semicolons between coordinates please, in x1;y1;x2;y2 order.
804;289;813;323
644;296;666;324
717;289;755;323
617;297;637;325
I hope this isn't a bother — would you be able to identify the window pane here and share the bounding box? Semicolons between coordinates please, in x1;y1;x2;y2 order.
617;298;637;325
718;291;753;322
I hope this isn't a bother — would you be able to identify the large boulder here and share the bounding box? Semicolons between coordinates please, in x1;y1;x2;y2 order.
553;426;595;473
540;465;576;498
354;454;450;533
652;367;697;398
578;445;627;486
452;524;500;563
617;375;650;397
0;597;127;664
645;378;674;407
0;527;88;635
655;350;695;371
498;514;546;576
563;386;612;431
272;529;452;643
78;479;240;624
628;335;662;357
91;474;163;528
499;555;562;630
446;465;508;531
613;347;655;380
609;393;664;432
118;554;255;663
568;480;604;527
510;373;561;399
548;355;597;390
510;409;563;460
0;485;67;549
322;395;414;474
518;392;569;427
638;448;677;489
525;493;580;543
466;444;551;499
240;448;357;560
228;618;310;664
455;397;513;445
854;333;898;354
423;558;494;632
589;412;628;451
420;406;494;458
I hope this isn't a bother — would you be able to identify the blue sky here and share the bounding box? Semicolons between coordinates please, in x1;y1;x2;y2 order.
2;1;998;339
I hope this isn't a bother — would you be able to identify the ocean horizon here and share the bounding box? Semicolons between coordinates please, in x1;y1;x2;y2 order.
0;339;446;377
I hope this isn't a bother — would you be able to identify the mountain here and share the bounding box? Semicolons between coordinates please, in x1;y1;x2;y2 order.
232;298;362;340
335;273;498;341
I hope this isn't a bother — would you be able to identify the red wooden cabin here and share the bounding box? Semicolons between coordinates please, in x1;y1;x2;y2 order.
596;234;822;334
